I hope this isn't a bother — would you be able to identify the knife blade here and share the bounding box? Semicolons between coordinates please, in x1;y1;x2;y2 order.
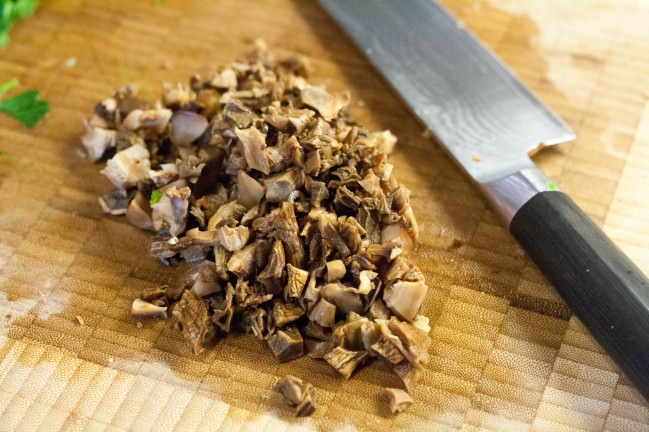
321;0;649;400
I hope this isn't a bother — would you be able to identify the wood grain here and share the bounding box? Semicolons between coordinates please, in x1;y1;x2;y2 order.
0;0;648;431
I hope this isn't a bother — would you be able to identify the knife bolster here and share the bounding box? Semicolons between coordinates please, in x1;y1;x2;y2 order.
480;166;557;226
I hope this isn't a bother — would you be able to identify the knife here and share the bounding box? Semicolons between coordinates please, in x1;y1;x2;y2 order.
320;0;649;399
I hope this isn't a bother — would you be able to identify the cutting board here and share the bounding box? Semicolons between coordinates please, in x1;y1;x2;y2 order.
1;0;648;430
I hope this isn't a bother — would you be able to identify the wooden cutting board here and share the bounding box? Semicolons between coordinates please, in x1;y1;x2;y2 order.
1;0;648;430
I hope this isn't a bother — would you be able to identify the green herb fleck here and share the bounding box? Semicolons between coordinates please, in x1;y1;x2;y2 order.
547;182;558;191
150;189;162;206
0;0;39;47
0;78;18;96
154;0;165;5
0;87;49;128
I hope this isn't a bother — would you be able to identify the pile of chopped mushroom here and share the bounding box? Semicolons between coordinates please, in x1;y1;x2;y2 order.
84;42;431;415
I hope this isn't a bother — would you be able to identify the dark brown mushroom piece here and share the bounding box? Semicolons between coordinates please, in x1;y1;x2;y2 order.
267;326;304;362
172;290;216;355
272;301;305;328
323;346;368;379
276;375;316;417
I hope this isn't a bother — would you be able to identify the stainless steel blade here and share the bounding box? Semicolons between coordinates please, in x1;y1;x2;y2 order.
320;0;575;183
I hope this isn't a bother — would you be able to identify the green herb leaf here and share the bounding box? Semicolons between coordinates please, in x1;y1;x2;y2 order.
0;0;39;47
0;78;18;96
0;89;49;128
150;190;162;206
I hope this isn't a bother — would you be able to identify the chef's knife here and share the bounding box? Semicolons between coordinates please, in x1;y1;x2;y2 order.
320;0;649;400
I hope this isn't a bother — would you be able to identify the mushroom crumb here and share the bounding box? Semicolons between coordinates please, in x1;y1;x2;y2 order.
75;315;85;326
276;375;317;417
86;43;431;409
381;387;413;414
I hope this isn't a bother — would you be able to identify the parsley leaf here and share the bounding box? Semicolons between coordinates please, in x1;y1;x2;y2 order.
0;88;49;128
0;0;39;47
150;190;162;206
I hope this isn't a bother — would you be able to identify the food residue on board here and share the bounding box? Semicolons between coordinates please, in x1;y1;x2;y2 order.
83;41;430;415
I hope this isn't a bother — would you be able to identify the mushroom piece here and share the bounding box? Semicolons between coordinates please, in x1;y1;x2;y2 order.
258;239;286;294
393;361;420;394
216;225;249;252
100;144;151;190
151;185;192;237
383;280;428;322
81;120;116;161
308;297;336;328
185;228;219;246
357;270;378;295
226;243;257;278
170;111;208;146
190;261;222;297
149;163;179;187
122;108;172;133
272;301;305;328
207;200;247;231
267;326;304;362
126;191;153;230
300;85;348;121
212;282;235;333
276;375;316;417
235;126;270;174
264;168;305;203
98;191;129;216
131;298;168;319
320;282;363;314
237;170;265;209
285;264;309;301
302;321;331;341
172;290;216;355
210;68;238;90
163;82;194;108
326;260;346;283
323;346;368;379
381;388;413;414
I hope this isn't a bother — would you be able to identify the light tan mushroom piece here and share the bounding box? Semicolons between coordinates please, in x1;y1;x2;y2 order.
309;297;336;328
131;298;167;319
235;127;270;174
326;260;346;283
216;225;249;252
381;387;413;414
383;280;429;322
100;144;150;190
237;170;265;209
81;120;116;161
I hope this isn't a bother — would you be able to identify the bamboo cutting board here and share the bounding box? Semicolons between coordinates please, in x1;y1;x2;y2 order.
1;0;648;430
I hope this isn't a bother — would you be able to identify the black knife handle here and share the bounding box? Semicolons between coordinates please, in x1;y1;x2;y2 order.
510;191;649;399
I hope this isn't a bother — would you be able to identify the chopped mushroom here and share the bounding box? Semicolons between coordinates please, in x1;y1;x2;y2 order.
382;388;413;414
170;111;208;146
86;43;433;408
100;144;150;190
300;85;348;121
237;170;265;208
216;225;249;252
285;264;309;301
172;290;216;355
81;120;116;161
131;298;168;319
276;375;316;417
326;260;346;283
267;326;304;362
151;185;191;237
383;280;428;322
235;127;270;174
309;297;336;328
323;346;367;379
